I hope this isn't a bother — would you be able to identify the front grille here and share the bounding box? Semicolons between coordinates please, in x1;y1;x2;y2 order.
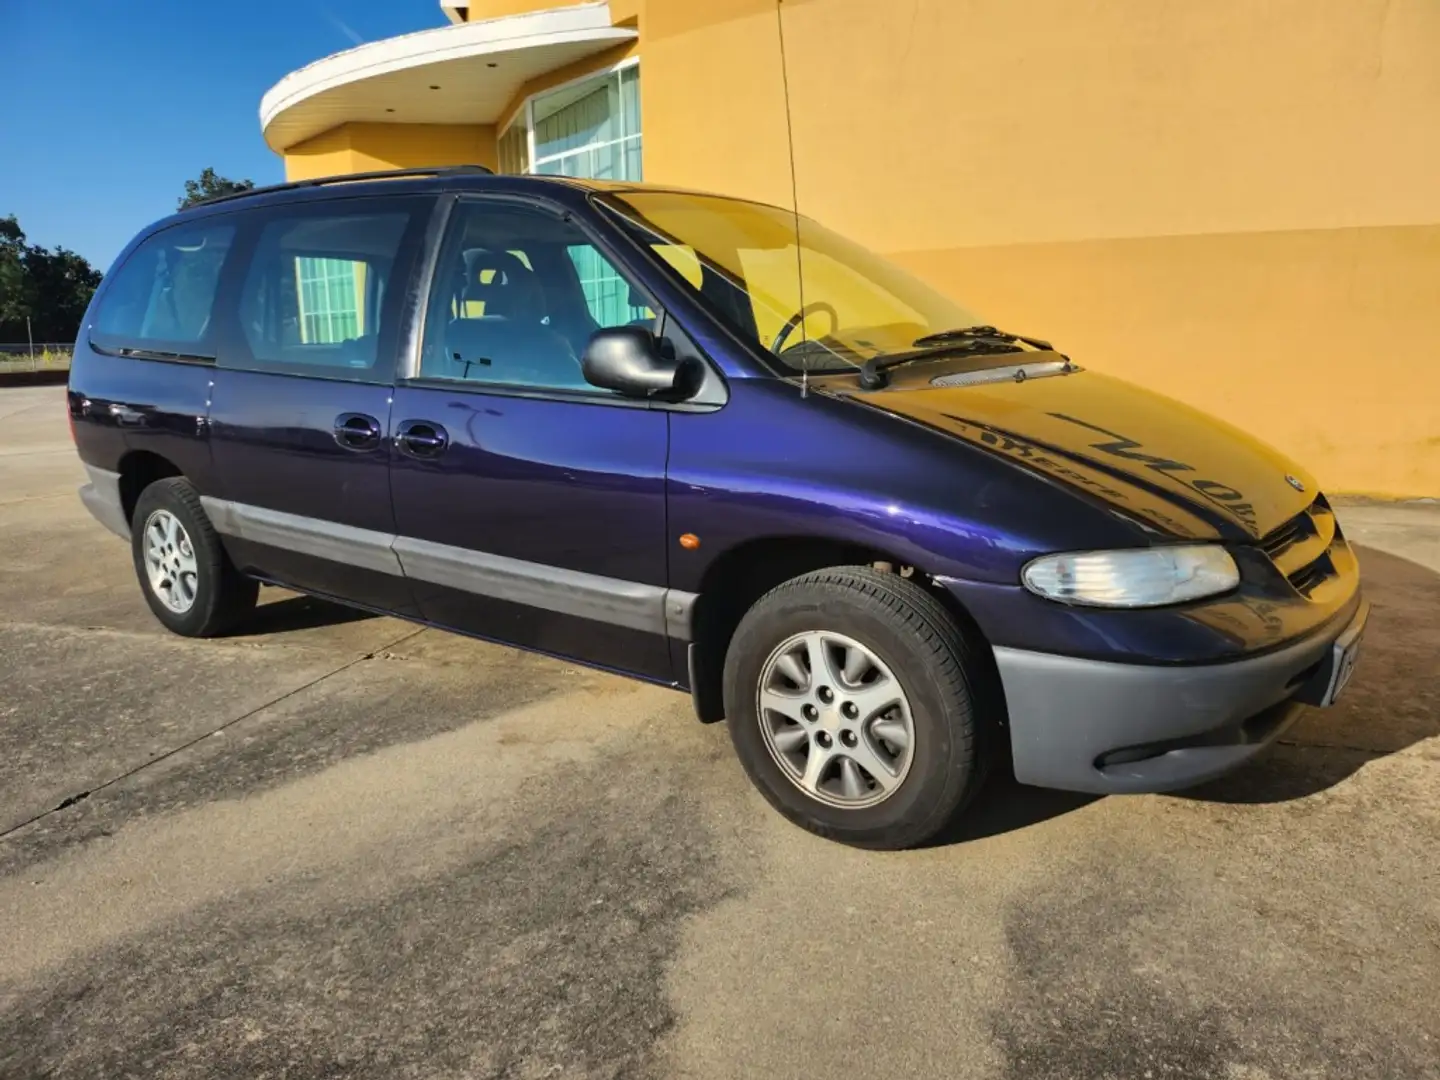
1288;557;1333;597
1259;515;1311;561
1256;494;1340;597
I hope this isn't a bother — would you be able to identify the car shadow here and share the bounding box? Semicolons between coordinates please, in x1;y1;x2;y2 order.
927;773;1100;847
238;592;381;636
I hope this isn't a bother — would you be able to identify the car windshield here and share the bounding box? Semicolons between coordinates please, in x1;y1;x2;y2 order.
599;190;984;375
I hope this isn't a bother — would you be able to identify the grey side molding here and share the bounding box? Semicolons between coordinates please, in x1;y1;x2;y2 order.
199;496;697;640
200;497;404;576
393;535;694;639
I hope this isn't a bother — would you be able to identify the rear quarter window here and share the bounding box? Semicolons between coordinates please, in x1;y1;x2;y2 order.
92;221;235;355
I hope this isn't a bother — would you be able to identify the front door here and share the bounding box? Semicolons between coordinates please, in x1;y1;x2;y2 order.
207;194;433;615
389;196;674;680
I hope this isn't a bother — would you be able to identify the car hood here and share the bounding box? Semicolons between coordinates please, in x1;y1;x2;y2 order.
854;366;1315;541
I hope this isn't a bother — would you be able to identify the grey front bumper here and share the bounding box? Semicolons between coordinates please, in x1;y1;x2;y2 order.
995;598;1368;794
78;464;130;540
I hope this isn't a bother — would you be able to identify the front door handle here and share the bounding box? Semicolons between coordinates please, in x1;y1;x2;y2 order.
395;419;449;459
334;412;383;451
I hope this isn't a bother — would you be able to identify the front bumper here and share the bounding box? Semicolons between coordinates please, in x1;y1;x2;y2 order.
994;596;1368;794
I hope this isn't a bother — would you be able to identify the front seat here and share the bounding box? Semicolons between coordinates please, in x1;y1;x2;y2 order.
447;253;585;389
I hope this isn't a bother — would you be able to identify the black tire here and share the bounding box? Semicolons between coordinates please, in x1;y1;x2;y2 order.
130;477;258;637
723;567;994;850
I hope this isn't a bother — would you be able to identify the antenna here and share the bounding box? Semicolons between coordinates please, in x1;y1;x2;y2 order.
775;0;808;399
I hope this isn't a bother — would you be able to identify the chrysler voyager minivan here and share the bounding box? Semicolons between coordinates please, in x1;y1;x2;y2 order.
68;167;1366;849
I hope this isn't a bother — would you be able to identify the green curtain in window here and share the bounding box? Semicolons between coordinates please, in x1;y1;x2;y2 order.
296;258;359;344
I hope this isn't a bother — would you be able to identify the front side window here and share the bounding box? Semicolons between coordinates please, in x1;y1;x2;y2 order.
92;221;235;355
231;203;417;381
601;191;983;374
417;201;655;393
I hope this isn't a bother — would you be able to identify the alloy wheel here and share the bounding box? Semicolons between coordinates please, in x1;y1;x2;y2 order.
756;630;916;809
142;509;200;614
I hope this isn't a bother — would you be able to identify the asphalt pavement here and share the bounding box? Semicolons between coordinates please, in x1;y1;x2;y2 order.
2;384;1437;1080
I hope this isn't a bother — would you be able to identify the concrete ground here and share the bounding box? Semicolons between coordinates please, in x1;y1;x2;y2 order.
1;383;1436;1080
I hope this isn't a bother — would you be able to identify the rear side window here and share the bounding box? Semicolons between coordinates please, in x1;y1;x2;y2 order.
228;199;425;382
92;222;234;356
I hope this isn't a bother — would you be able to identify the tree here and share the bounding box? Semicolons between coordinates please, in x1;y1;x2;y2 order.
0;215;30;327
0;214;102;344
23;245;102;341
178;167;255;210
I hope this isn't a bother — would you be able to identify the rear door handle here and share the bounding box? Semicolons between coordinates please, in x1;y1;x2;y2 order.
334;412;383;451
395;419;449;459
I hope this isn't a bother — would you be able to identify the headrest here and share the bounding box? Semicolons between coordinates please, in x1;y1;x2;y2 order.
461;249;544;320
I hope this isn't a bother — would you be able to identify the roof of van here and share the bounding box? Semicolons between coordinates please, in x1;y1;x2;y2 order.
142;167;793;251
179;166;665;211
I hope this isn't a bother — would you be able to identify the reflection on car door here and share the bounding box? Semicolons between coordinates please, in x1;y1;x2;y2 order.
388;197;677;680
206;195;434;614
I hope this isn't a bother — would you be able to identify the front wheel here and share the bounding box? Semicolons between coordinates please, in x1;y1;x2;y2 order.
724;567;993;850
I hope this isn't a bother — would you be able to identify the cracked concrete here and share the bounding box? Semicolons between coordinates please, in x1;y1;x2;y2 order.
1;385;1437;1079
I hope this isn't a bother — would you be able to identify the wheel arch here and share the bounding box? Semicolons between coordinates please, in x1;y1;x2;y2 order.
117;450;184;527
686;535;996;724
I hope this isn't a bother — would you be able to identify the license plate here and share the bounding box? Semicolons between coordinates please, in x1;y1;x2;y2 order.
1318;618;1365;707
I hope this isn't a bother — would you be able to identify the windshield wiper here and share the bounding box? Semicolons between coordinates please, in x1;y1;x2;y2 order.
911;325;1053;351
857;326;1054;390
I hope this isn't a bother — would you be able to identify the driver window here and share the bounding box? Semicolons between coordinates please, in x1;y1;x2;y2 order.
418;202;656;393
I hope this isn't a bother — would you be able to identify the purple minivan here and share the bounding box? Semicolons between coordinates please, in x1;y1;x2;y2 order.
68;168;1366;848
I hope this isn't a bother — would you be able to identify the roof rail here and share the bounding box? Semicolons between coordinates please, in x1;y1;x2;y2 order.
188;164;495;209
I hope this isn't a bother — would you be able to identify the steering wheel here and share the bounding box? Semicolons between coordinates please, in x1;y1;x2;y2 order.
770;301;839;354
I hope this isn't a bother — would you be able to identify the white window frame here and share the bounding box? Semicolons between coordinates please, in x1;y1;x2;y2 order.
496;56;640;178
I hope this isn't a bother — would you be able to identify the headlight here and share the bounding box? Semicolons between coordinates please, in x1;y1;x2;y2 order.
1021;545;1239;608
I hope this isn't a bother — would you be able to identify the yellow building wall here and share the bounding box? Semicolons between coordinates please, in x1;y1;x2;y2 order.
284;123;497;180
639;0;794;209
461;0;592;19
275;0;1439;495
281;126;357;182
893;226;1440;499
638;0;1440;496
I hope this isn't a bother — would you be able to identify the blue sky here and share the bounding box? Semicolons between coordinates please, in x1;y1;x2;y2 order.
1;0;441;271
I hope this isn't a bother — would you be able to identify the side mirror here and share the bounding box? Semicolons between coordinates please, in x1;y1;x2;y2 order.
581;326;682;397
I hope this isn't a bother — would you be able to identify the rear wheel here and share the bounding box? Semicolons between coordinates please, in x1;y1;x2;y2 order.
131;478;257;637
724;566;992;850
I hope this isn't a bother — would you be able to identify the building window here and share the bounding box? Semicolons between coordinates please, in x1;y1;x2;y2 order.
565;244;652;329
296;257;362;344
496;62;641;182
494;63;641;322
497;120;529;176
